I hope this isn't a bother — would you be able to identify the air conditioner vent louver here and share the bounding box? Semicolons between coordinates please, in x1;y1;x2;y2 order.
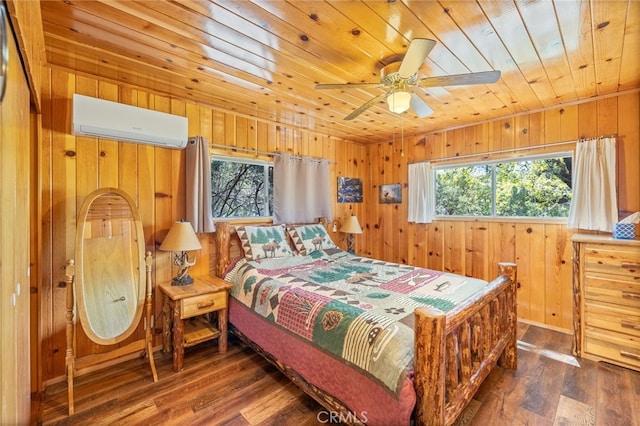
72;94;188;149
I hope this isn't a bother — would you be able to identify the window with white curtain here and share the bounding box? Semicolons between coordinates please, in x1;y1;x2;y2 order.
210;155;273;219
434;152;573;218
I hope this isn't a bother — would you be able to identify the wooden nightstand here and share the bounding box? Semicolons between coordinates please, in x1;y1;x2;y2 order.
159;275;232;371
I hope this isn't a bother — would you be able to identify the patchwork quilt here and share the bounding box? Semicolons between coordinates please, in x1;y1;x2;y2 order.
226;248;489;398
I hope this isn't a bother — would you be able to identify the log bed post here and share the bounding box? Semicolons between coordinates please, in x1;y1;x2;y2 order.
215;221;231;277
497;262;517;370
414;262;517;425
414;306;447;425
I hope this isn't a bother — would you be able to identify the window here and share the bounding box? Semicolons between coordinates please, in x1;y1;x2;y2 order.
434;153;572;218
211;156;273;219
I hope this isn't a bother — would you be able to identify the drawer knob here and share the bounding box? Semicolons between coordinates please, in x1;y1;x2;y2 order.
620;320;640;330
197;301;215;309
622;291;640;300
620;350;640;361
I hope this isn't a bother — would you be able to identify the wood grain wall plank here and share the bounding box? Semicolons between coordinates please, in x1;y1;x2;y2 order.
528;111;545;146
427;223;444;272
596;97;618;136
617;93;640;216
514;115;530;149
577;101;598;138
544;224;563;328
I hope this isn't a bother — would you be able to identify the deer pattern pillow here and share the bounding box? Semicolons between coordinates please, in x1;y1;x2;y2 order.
236;225;294;261
287;224;337;255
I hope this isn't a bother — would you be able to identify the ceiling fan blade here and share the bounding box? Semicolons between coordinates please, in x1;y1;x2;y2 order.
417;70;501;88
409;93;433;118
315;82;382;90
398;38;436;79
344;92;389;120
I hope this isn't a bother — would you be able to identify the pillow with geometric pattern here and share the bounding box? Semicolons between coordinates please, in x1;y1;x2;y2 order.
236;225;294;260
287;224;337;255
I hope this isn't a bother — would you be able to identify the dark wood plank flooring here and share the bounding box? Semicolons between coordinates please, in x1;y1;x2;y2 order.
32;323;640;425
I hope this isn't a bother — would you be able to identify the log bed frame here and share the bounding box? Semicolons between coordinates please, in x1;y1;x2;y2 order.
214;221;517;426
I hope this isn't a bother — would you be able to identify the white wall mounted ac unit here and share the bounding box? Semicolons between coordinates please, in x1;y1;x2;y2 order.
72;94;188;149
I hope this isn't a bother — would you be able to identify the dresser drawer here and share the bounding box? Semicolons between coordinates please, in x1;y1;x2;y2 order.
583;244;640;278
585;301;640;337
584;327;640;369
584;272;640;309
180;291;227;318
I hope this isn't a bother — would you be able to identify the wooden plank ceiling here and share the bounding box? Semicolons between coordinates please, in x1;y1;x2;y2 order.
40;0;640;144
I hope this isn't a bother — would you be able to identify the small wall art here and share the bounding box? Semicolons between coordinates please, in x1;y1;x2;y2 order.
337;177;363;203
379;183;402;204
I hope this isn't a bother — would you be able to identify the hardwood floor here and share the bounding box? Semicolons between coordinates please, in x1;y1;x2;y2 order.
32;322;640;425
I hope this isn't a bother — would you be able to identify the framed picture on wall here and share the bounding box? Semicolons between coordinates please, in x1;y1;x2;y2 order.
379;183;402;204
337;177;363;203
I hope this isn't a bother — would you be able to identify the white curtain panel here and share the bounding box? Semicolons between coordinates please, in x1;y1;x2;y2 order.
567;137;617;232
273;153;331;224
408;162;434;224
185;136;215;232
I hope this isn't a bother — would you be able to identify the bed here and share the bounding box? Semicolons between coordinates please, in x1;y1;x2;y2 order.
214;220;517;425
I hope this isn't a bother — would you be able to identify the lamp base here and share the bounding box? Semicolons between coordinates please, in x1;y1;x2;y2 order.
347;234;355;254
171;274;194;286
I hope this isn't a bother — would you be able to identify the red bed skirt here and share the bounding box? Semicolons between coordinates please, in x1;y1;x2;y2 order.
229;298;416;425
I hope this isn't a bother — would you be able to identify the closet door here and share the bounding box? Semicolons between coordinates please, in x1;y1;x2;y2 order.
0;3;32;424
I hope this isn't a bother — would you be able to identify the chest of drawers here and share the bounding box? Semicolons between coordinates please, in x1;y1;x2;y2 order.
572;234;640;371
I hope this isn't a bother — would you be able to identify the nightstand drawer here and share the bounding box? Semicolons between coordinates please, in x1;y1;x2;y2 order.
180;291;227;318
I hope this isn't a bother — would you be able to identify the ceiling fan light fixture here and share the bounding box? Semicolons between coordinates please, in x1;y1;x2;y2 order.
387;91;412;114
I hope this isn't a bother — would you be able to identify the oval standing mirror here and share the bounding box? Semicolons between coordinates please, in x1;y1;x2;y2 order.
75;188;145;345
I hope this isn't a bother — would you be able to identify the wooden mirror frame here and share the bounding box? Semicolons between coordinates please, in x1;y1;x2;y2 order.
65;188;158;415
74;188;145;344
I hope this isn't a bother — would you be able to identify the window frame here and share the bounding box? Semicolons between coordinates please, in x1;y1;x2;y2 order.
210;154;274;221
432;151;573;220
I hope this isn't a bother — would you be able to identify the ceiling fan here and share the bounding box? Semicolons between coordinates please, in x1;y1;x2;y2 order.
314;38;501;121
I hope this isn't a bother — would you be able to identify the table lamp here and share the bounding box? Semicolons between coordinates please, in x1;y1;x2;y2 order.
341;215;362;254
160;220;202;285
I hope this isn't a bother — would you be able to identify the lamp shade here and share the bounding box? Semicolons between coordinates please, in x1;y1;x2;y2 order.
386;91;412;114
341;215;363;234
159;221;202;252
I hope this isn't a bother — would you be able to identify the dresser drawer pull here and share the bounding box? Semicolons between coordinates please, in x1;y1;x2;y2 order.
620;350;640;361
621;320;640;330
622;292;640;300
197;301;215;309
621;262;640;270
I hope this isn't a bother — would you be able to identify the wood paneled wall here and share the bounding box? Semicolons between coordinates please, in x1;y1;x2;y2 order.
36;65;638;384
38;67;366;385
360;93;640;331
